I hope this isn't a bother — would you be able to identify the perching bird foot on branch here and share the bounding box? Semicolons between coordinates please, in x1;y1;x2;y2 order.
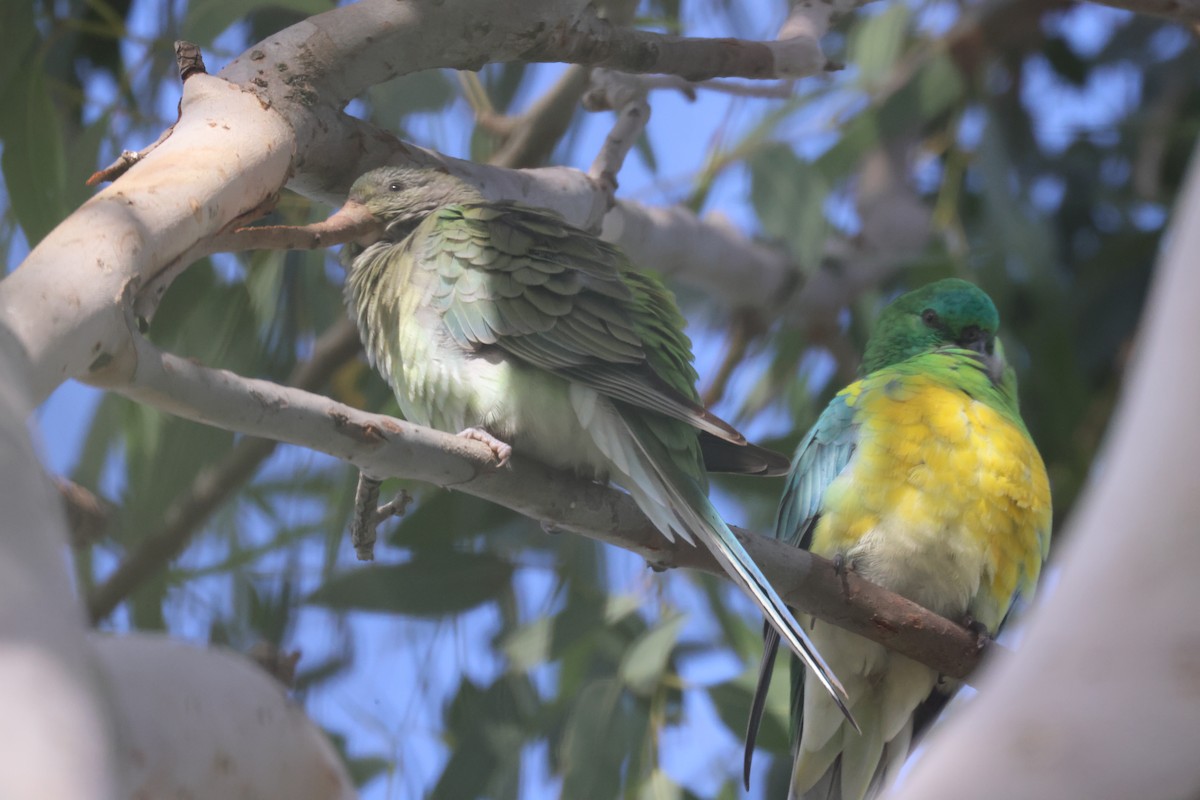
457;427;513;467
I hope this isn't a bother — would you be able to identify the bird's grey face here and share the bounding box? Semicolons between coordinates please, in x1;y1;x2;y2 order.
347;166;467;225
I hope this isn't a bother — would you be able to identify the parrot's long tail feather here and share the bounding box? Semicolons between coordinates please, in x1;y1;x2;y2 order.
671;474;855;729
744;625;781;788
586;403;855;729
570;386;855;726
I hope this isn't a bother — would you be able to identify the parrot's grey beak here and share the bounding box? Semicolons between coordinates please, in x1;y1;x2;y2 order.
957;325;994;358
958;327;1005;384
325;200;384;248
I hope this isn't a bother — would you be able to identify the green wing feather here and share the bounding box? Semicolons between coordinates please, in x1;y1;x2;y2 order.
349;189;846;723
419;202;747;444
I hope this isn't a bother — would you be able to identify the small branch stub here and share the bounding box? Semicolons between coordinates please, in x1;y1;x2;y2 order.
585;69;652;206
349;473;413;560
174;40;207;82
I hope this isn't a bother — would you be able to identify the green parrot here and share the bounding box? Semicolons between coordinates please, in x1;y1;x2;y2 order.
742;279;1052;799
335;164;853;717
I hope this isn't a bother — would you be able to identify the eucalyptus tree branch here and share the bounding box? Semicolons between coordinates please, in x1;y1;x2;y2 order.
219;0;877;203
6;0;889;405
584;69;652;203
56;478;113;548
519;1;861;81
86;318;363;623
96;331;988;681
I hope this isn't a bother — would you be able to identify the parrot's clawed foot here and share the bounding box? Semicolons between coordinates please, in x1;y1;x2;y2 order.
541;520;563;535
646;559;670;573
458;427;513;467
961;612;993;651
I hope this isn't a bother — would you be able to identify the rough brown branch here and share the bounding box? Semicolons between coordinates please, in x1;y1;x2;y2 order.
521;3;842;80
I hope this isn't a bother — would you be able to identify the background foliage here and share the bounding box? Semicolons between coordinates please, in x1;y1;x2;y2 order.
2;0;1193;797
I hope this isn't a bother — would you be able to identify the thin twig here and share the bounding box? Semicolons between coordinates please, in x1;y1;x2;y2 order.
520;2;863;80
55;478;113;548
348;475;412;560
633;74;796;100
585;69;652;205
174;40;207;82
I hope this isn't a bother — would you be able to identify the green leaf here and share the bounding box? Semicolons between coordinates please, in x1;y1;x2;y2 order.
558;679;627;800
306;551;514;616
634;130;659;175
819;54;965;184
749;144;829;271
912;53;965;121
638;769;683;800
369;70;455;122
1043;37;1089;87
322;729;390;790
848;4;911;88
708;668;789;755
432;674;539;800
0;5;38;122
2;70;67;246
183;0;333;46
618;614;683;696
502;615;552;671
388;489;534;550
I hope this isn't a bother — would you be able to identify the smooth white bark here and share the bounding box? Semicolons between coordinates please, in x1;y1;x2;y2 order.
0;76;292;404
0;339;119;800
95;635;356;800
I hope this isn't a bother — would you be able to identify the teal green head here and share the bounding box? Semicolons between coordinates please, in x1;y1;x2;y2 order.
861;278;1001;374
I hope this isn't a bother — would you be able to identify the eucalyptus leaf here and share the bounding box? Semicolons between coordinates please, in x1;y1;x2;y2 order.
618;614;683;696
306;552;514;616
749;144;829;271
2;71;67;245
848;4;911;88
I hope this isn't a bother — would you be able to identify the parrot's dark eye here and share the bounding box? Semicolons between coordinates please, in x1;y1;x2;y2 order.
388;181;402;192
921;308;940;327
